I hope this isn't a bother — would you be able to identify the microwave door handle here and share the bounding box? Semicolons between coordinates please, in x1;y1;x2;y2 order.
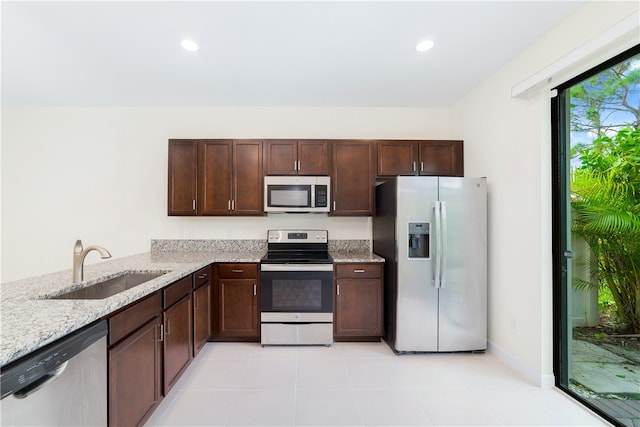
311;185;315;208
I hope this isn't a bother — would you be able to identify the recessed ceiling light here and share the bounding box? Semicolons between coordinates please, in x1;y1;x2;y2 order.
415;40;434;52
181;39;199;52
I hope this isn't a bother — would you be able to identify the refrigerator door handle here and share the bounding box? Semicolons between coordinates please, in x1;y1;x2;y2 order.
433;201;442;288
440;201;448;288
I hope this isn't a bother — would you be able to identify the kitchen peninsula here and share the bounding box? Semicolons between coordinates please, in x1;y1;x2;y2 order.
0;239;383;367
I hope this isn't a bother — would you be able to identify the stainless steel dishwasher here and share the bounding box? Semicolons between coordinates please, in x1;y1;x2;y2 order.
0;320;108;426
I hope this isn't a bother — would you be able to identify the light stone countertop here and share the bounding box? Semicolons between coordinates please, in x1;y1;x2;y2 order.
0;248;383;367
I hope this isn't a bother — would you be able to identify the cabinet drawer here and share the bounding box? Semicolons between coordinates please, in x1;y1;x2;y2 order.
218;263;257;279
335;263;382;279
193;265;212;289
109;292;161;345
164;276;192;309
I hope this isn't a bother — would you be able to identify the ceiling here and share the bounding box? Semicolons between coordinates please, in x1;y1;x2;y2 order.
1;1;587;108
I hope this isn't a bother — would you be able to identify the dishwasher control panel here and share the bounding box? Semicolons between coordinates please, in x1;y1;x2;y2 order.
0;320;107;399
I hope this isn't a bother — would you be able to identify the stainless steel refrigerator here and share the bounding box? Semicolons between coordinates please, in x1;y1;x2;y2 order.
373;176;487;353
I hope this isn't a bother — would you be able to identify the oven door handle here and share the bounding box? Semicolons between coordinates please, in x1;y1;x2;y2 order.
260;264;333;272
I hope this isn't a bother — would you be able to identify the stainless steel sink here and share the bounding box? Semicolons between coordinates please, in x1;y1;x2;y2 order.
49;271;167;300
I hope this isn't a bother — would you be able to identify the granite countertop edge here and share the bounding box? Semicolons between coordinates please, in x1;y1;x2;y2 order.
0;250;384;366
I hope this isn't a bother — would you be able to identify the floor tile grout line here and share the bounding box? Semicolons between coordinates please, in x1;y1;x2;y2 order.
223;355;251;426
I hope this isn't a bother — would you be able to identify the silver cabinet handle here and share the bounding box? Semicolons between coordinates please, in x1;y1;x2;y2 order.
232;269;244;273
253;284;257;296
337;284;340;296
294;161;298;171
192;200;196;210
413;161;417;172
158;324;164;342
198;274;207;279
353;269;365;273
333;201;336;211
165;319;170;336
228;200;231;210
421;162;424;172
194;295;198;310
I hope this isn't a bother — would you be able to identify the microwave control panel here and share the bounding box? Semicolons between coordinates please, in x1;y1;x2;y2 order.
315;185;328;207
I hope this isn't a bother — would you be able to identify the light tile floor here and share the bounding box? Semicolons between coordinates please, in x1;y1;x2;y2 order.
145;342;608;426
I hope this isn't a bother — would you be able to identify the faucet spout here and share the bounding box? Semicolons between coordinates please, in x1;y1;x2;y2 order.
73;239;112;283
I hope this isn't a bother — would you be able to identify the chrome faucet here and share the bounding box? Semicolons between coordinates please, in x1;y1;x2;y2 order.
73;240;112;283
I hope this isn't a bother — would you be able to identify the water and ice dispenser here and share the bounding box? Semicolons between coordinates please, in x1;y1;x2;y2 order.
408;222;430;258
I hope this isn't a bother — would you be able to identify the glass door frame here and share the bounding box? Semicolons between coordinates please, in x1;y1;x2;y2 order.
551;43;640;426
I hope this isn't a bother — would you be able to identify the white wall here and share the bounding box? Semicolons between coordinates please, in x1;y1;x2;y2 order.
451;1;639;386
1;107;452;282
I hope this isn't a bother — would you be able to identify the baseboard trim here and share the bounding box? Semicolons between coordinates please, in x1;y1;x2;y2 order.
488;340;555;388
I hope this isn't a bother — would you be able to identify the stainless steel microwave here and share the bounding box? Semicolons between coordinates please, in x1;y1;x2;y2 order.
264;176;330;213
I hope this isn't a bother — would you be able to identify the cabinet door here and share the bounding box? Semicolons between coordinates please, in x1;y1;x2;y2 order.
168;140;198;215
297;140;329;175
419;140;464;176
219;278;259;337
200;140;233;215
335;278;383;337
109;317;162;427
376;141;418;176
331;140;374;216
232;140;263;215
264;140;297;175
163;295;193;395
193;282;211;357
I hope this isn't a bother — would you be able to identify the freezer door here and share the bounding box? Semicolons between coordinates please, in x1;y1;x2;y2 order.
437;177;487;352
395;177;439;352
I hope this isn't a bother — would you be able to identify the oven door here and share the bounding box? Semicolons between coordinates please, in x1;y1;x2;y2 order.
260;264;333;314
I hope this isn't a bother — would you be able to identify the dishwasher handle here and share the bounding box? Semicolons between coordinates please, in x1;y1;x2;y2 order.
13;362;68;399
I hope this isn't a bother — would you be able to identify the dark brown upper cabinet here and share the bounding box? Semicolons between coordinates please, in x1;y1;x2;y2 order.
168;140;198;215
264;140;329;176
168;139;263;216
331;140;374;216
376;140;463;177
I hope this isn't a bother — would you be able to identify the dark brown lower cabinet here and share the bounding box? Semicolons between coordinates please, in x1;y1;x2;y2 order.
163;277;193;395
108;293;162;427
193;281;211;356
334;263;383;341
212;263;260;340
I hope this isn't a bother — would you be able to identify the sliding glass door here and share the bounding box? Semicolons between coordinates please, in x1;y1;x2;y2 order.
552;44;639;427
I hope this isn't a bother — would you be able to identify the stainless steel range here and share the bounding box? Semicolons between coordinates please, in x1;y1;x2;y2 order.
260;229;334;346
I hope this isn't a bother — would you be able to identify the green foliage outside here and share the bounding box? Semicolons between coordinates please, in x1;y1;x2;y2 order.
569;54;640;333
571;127;640;333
